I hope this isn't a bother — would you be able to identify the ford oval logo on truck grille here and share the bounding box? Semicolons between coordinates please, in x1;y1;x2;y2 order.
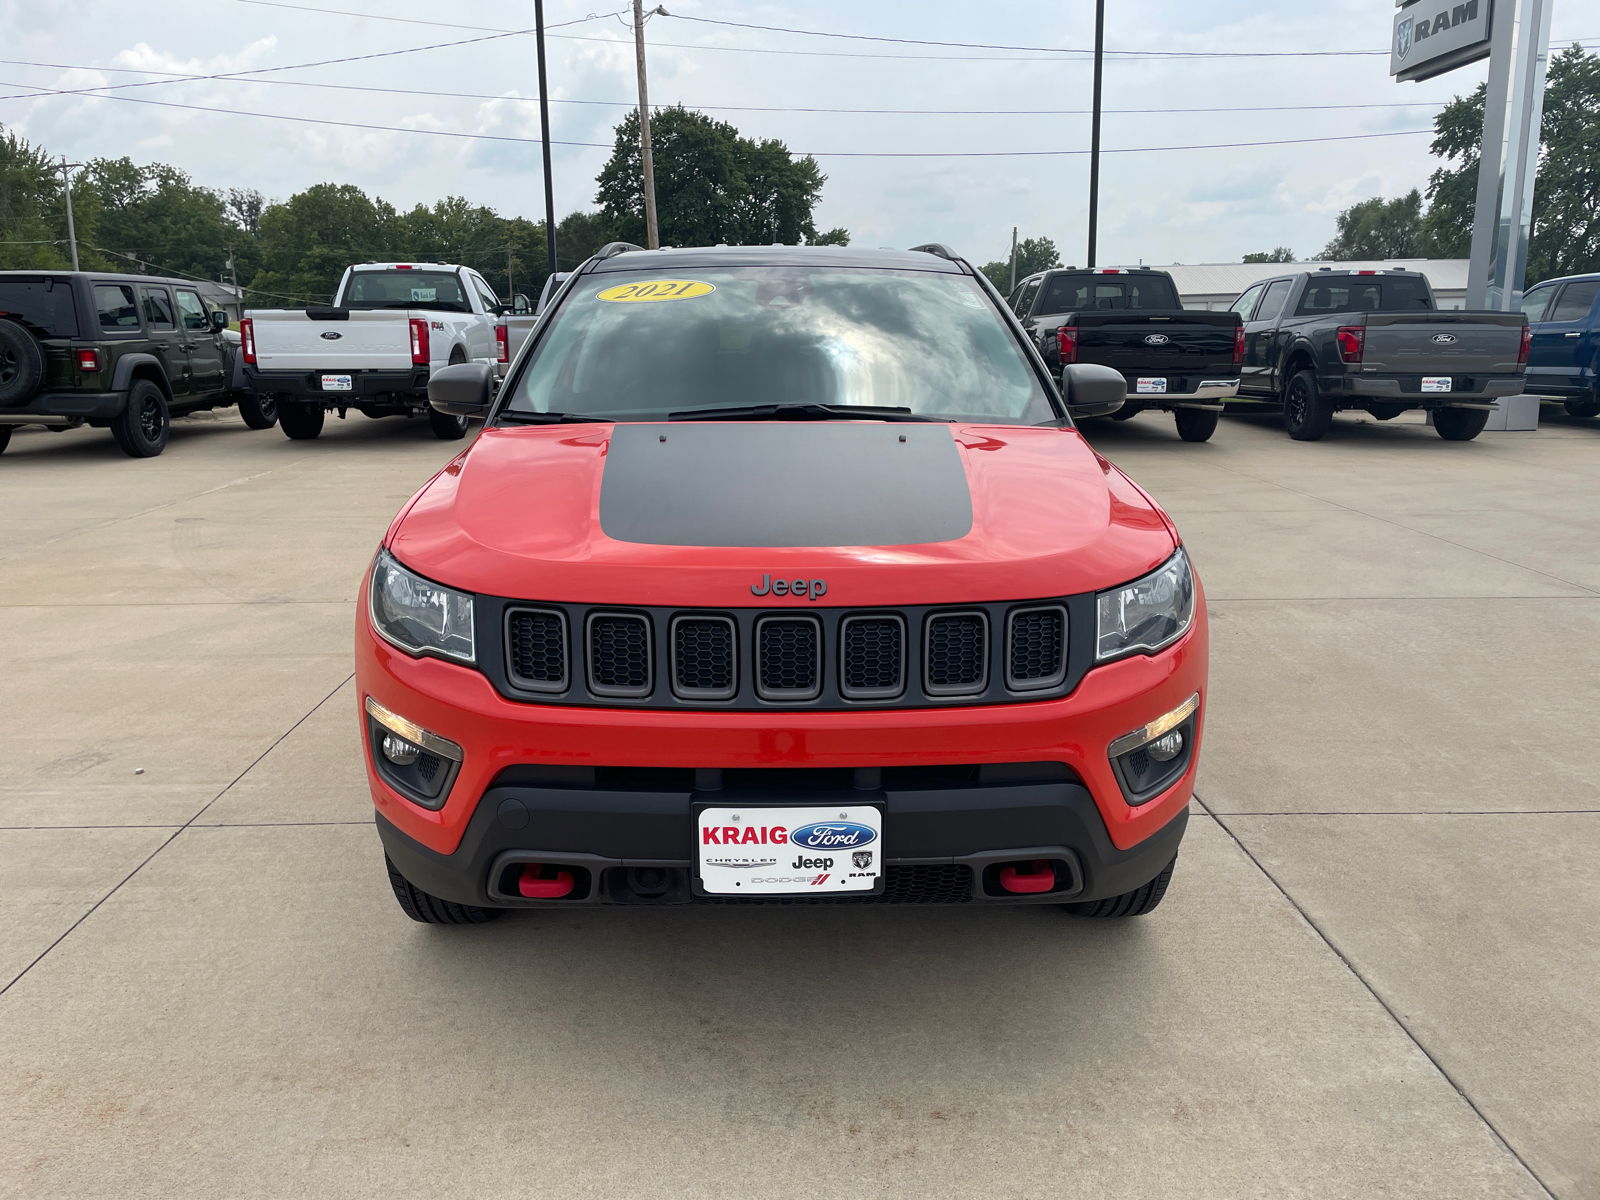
1432;333;1457;344
790;822;876;850
1143;333;1170;345
321;331;342;340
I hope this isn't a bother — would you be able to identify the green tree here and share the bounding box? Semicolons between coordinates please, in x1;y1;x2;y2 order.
251;183;399;305
979;235;1062;293
1243;246;1296;263
1317;190;1429;260
1423;44;1600;281
0;126;72;269
596;107;833;247
77;157;251;281
809;227;850;246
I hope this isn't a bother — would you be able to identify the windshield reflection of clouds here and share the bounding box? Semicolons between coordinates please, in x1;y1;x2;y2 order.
510;268;1047;423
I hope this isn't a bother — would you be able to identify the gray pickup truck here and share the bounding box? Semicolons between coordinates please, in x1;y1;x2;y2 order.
1232;268;1528;441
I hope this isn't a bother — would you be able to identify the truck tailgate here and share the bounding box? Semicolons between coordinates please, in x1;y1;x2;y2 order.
1361;313;1526;375
253;311;414;371
1070;311;1239;373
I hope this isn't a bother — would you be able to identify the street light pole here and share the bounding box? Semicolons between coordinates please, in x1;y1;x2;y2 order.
1008;226;1019;292
1086;0;1104;268
535;0;558;279
57;158;83;271
633;0;663;249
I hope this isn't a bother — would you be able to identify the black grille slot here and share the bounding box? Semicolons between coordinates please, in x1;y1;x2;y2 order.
506;608;568;692
1006;605;1067;691
925;611;988;695
840;615;905;699
587;613;652;698
756;616;821;701
697;864;972;905
672;615;736;700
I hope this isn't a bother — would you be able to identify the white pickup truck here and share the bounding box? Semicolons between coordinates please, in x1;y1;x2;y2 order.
240;262;511;441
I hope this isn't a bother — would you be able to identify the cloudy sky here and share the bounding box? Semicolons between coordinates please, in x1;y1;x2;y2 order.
2;0;1596;267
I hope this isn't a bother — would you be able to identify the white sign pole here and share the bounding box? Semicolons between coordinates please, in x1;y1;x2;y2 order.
1466;0;1554;309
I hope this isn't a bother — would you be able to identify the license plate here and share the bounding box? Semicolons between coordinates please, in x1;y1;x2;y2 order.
1136;377;1168;394
321;374;353;392
697;805;882;895
1421;376;1452;393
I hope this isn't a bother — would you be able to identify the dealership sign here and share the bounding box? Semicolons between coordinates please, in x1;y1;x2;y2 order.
1392;0;1494;81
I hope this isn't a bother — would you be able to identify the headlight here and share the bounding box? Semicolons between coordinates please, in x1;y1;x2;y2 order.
1096;546;1195;662
369;548;475;663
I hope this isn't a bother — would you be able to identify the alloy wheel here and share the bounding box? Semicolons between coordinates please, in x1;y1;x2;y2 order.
139;396;163;441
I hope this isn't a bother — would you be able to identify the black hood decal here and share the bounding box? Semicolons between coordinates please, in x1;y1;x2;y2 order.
598;422;974;548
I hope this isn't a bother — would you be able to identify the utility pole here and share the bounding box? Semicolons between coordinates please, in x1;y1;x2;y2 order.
226;245;240;313
534;0;558;278
56;158;83;271
1008;226;1019;292
504;243;516;304
633;1;667;249
1086;0;1104;268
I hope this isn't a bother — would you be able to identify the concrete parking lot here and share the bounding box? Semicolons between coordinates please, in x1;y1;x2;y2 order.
2;406;1597;1199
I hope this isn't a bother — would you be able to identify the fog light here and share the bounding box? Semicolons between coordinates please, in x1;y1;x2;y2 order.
1147;730;1184;762
382;732;421;766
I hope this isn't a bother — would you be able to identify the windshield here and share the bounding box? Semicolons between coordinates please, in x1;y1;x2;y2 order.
1296;276;1433;314
342;270;470;313
501;266;1056;424
1039;273;1181;313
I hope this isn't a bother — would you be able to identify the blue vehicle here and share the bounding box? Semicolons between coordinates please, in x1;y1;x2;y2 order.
1520;273;1600;417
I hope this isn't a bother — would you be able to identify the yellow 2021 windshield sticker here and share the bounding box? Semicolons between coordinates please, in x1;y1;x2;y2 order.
596;279;715;303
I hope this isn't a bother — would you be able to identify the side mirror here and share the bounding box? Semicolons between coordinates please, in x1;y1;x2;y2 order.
211;311;229;332
1061;363;1126;419
428;361;493;416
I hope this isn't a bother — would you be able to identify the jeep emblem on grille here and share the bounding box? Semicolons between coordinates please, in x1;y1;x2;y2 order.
751;574;827;600
321;331;343;340
1143;333;1170;345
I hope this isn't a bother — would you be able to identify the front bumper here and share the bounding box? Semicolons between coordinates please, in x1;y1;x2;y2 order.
355;585;1208;908
0;390;125;424
244;366;430;402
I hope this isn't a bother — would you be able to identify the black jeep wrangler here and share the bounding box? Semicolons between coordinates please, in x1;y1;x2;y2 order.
0;271;275;458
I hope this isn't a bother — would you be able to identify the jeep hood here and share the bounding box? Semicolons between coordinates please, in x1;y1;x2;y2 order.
389;421;1177;606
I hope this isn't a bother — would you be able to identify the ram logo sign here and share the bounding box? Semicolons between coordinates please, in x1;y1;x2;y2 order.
1391;0;1491;83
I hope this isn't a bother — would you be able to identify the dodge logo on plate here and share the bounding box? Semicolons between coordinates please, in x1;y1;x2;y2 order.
1143;333;1170;345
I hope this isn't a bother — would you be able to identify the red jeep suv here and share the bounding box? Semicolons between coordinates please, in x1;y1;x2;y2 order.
356;243;1206;922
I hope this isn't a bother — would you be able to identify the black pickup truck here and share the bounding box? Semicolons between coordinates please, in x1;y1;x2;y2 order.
0;271;272;457
1231;267;1529;441
1007;267;1241;442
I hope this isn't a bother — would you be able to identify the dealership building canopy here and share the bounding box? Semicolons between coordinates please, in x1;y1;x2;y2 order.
1116;260;1472;311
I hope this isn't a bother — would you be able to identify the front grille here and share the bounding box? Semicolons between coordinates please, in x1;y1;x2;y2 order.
671;615;736;700
1007;605;1067;691
840;615;905;699
586;612;652;698
925;611;988;696
756;616;822;701
697;864;973;904
505;608;568;693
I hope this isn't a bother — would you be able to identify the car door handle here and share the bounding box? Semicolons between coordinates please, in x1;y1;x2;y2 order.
1566;331;1581;338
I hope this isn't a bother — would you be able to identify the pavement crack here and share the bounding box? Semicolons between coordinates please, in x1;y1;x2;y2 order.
1192;793;1560;1200
0;672;355;1000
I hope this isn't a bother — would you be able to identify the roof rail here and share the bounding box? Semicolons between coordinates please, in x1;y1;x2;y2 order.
907;243;959;261
597;241;648;259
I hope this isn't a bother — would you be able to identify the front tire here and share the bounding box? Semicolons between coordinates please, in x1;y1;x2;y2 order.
1174;408;1219;442
1433;406;1490;441
386;856;503;924
1564;398;1600;419
237;391;278;430
1064;855;1177;918
279;401;325;440
428;405;470;440
1282;369;1334;441
111;379;170;457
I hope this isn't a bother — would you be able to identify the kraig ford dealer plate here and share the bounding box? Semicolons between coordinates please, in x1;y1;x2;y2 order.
697;805;882;895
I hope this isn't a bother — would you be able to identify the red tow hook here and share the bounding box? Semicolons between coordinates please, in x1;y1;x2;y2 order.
999;860;1055;894
518;864;575;899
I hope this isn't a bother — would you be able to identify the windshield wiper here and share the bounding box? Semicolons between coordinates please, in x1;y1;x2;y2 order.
668;404;941;423
497;411;612;424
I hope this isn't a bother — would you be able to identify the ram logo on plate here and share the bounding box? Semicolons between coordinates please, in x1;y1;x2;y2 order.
1143;333;1170;345
790;821;877;850
1432;333;1458;344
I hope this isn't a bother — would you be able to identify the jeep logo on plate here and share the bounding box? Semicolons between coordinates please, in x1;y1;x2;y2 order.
321;331;342;340
1431;333;1457;344
1143;333;1170;345
790;822;877;850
